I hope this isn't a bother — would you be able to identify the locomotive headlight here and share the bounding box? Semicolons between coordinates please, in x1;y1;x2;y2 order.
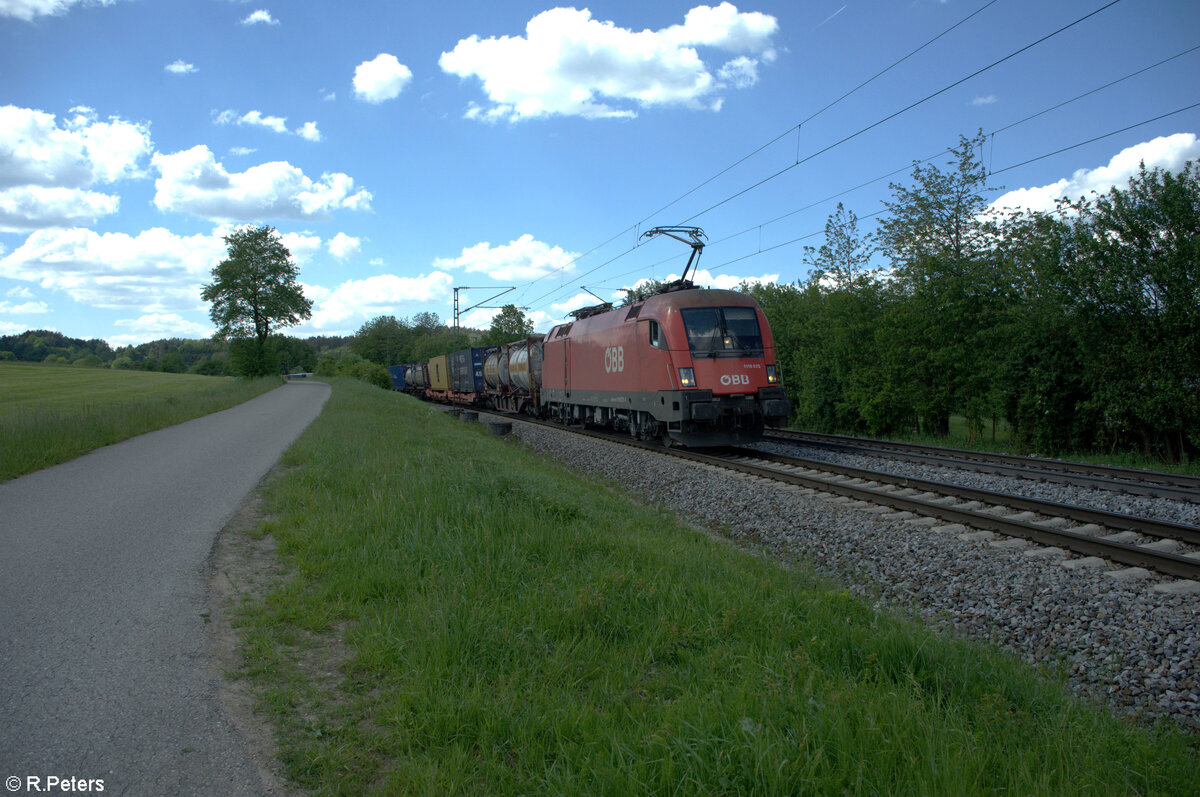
679;367;696;388
766;364;779;384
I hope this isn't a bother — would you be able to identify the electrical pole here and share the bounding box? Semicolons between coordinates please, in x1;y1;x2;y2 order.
452;286;520;330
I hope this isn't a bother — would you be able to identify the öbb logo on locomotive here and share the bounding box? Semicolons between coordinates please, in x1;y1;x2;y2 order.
720;373;751;386
604;346;625;374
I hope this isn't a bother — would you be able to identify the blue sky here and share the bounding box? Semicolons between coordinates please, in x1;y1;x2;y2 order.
1;0;1197;346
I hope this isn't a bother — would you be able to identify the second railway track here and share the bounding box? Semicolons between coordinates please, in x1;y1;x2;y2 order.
714;447;1200;581
766;429;1200;504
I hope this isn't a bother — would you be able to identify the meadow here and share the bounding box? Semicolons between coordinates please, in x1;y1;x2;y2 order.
232;378;1199;795
0;362;282;481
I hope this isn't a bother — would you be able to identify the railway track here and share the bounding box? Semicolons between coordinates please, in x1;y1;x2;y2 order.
710;447;1200;581
478;411;1200;582
764;429;1200;504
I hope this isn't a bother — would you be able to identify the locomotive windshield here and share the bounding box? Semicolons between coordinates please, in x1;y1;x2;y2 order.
680;306;764;357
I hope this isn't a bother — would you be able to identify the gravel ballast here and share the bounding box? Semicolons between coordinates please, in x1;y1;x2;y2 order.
502;417;1200;734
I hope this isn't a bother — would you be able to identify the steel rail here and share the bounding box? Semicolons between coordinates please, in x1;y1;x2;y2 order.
725;448;1200;548
682;448;1200;580
764;429;1200;503
466;410;1200;579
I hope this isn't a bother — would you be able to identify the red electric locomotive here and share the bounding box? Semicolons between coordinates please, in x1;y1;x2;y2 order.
541;285;790;446
401;227;789;446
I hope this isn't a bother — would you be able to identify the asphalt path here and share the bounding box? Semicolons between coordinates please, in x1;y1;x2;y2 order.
1;380;331;796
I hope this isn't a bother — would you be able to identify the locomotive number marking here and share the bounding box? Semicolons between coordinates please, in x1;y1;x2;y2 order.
720;374;750;386
604;346;625;374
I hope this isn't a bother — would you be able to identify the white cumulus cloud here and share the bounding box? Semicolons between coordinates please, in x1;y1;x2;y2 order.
459;307;500;329
0;299;49;313
0;0;115;22
354;54;413;104
307;271;455;330
621;268;779;296
327;232;361;259
215;110;322;141
0;226;227;311
110;313;213;346
278;230;322;264
550;292;603;316
432;234;579;281
165;60;197;75
237;110;288;134
241;9;278;26
439;2;778;122
991;133;1200;214
0;186;119;232
297;121;322;142
0;105;152;230
152;145;372;222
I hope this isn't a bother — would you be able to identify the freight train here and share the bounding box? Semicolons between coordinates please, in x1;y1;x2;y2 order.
395;285;790;447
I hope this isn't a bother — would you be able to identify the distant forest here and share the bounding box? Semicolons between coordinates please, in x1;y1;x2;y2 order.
0;308;502;380
0;329;350;376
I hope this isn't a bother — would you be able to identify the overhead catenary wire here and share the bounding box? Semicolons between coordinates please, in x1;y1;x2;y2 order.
678;0;1127;225
989;101;1200;178
521;0;1132;312
520;1;1198;317
634;0;1004;228
515;0;1012;303
575;96;1200;298
556;48;1200;306
693;101;1200;279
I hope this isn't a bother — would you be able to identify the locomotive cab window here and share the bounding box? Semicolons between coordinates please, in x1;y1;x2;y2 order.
680;306;764;357
648;320;668;350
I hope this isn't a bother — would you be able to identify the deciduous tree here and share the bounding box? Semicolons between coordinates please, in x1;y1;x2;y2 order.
202;225;312;376
483;304;533;345
876;132;1002;437
353;315;411;365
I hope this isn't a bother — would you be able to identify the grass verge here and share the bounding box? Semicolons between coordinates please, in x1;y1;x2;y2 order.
0;362;282;481
233;378;1199;794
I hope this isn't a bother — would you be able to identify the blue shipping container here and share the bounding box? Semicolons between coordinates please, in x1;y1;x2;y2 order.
385;364;409;390
450;348;491;393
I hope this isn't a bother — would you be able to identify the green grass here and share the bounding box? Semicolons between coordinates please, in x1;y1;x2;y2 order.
0;361;283;481
232;378;1199;795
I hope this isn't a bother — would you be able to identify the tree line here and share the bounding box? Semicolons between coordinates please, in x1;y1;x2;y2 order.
0;329;341;376
743;134;1198;462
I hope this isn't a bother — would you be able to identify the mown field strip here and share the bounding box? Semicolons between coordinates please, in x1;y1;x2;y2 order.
0;362;281;481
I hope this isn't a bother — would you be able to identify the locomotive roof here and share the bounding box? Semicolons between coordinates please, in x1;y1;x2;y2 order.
547;288;761;339
639;287;759;310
